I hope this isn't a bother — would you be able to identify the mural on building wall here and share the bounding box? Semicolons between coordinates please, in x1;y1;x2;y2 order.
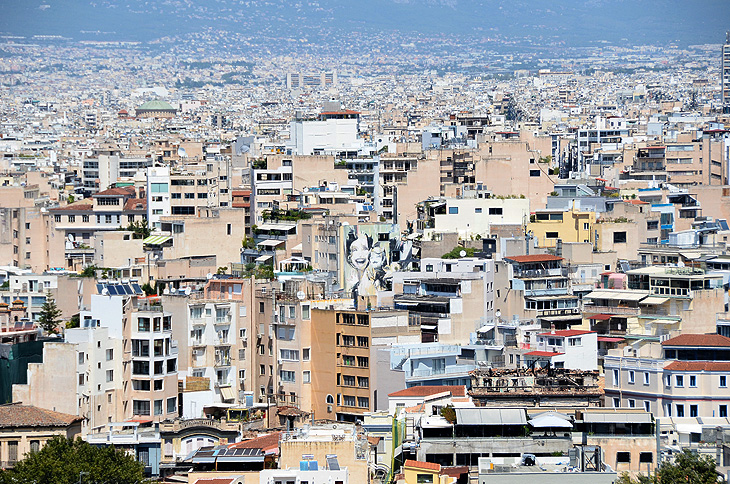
343;224;413;299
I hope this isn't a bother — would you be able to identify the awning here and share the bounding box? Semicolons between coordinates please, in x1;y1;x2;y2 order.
220;386;236;402
584;290;648;301
529;414;573;429
582;412;652;424
640;296;669;305
538;314;582;321
649;319;679;325
598;336;625;342
455;408;527;426
255;255;273;263
257;239;285;248
590;314;612;321
143;235;172;245
477;324;495;333
257;222;297;231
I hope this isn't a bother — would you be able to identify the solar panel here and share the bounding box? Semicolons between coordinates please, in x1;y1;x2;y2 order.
120;285;132;295
326;455;340;470
720;219;729;231
106;286;118;295
96;284;104;294
132;284;143;295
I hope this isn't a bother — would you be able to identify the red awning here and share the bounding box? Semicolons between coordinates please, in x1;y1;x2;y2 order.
590;314;612;321
598;337;625;343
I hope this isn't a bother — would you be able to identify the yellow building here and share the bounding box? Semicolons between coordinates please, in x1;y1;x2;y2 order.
399;460;457;484
528;207;595;248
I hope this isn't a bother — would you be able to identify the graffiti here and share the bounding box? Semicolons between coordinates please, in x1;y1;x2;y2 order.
343;224;414;299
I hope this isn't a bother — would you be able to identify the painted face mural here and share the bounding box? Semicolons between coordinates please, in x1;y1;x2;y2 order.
343;225;414;300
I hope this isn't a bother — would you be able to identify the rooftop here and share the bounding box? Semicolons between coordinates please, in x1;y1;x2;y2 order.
505;254;564;263
389;385;467;398
0;404;82;428
662;334;730;347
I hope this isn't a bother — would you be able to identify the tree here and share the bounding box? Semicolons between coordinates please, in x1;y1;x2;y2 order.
0;435;145;484
37;293;62;334
442;246;476;259
125;220;151;240
616;449;721;484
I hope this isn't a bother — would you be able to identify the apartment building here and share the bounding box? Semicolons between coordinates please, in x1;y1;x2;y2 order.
417;196;529;239
605;334;730;419
527;207;595;248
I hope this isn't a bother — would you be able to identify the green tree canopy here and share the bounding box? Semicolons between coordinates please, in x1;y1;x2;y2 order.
37;293;62;334
0;436;145;484
442;246;476;259
617;449;721;484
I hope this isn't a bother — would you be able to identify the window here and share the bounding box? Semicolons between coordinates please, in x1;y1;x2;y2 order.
545;232;559;239
357;336;369;347
280;370;296;382
448;207;459;214
529;169;541;177
137;317;150;332
628;370;635;384
647;220;659;230
613;369;619;385
260;364;266;375
676;404;685;417
133;380;150;391
488;207;503;215
721;405;728;418
357;356;369;368
106;348;113;361
154;399;163;416
639;453;653;464
259;302;265;313
29;440;40;453
303;348;310;361
568;337;582;347
280;349;300;361
417;475;434;484
133;400;151;416
106;370;113;382
475;207;482;213
616;452;631;464
342;335;355;346
644;401;650;412
358;376;369;388
7;441;18;464
357;397;369;408
723;376;728;388
675;375;684;387
342;375;356;386
303;371;311;384
583;222;590;230
154;380;163;391
343;395;356;407
628;399;635;408
132;361;149;375
689;375;697;388
342;355;356;366
689;404;698;417
644;372;650;385
613;397;620;408
613;231;627;244
151;183;168;193
664;374;671;387
79;352;85;365
302;305;310;320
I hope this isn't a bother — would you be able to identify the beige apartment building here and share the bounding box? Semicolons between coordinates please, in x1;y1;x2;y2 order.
0;184;64;271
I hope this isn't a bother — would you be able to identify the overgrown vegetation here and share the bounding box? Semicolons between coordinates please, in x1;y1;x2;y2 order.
442;247;476;259
37;293;63;334
262;209;312;222
616;449;719;484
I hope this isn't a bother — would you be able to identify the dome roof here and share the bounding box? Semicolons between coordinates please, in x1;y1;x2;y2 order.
137;99;175;111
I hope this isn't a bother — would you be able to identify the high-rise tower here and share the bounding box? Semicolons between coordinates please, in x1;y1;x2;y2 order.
723;31;730;113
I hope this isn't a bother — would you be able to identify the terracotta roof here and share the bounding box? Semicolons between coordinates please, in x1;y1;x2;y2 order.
50;199;94;211
123;197;147;211
538;330;594;337
441;466;469;477
524;351;564;357
193;479;236;484
665;361;730;371
388;385;467;398
277;406;309;417
0;405;81;428
505;254;563;263
229;432;280;453
662;334;730;347
94;186;135;197
404;460;441;472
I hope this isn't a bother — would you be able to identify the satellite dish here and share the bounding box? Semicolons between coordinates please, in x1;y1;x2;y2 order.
296;290;306;300
206;273;213;280
67;234;75;242
459;250;467;257
495;309;501;319
170;287;177;294
101;288;109;296
184;287;192;296
177;147;188;158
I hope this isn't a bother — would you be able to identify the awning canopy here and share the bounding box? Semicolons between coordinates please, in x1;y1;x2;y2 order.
220;386;236;402
255;254;273;263
257;239;285;248
582;412;652;424
529;414;573;429
585;290;648;301
143;235;172;245
257;222;297;231
590;313;613;321
640;296;669;305
477;324;495;333
598;336;625;343
455;408;527;426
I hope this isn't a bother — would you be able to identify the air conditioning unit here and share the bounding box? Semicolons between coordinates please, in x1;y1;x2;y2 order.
277;358;283;365
327;404;333;413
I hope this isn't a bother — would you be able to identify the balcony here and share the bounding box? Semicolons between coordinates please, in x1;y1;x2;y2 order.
408;364;476;379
